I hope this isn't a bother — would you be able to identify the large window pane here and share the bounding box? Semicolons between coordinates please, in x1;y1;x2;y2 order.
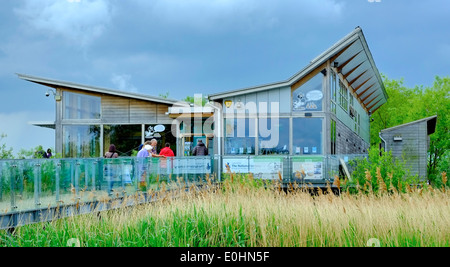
63;125;100;158
293;118;323;155
104;125;142;156
338;80;348;112
225;118;256;155
64;92;101;120
292;71;324;112
259;118;290;155
145;124;177;156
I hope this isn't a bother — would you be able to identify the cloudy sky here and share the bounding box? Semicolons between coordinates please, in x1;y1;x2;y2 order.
0;0;449;155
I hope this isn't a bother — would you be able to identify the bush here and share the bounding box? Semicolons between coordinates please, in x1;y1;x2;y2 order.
345;147;419;194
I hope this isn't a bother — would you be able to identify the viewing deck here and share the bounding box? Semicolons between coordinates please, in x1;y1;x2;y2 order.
0;154;365;230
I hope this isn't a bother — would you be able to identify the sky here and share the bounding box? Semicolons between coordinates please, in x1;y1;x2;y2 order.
0;0;449;156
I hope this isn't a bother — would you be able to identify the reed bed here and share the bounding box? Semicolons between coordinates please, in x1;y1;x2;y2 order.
1;174;449;247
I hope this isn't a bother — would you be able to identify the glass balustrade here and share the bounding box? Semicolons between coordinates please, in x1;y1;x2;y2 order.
0;154;366;216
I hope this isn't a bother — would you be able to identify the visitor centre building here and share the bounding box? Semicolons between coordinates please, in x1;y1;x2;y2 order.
18;27;388;183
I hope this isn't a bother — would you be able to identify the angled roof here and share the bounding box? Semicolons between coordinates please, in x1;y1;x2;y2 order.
28;121;56;129
209;27;388;114
380;115;438;135
17;73;180;106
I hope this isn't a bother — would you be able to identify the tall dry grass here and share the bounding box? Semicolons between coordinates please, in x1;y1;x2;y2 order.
1;173;449;247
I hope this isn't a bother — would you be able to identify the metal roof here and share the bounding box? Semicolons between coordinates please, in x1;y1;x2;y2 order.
17;73;180;106
209;27;388;114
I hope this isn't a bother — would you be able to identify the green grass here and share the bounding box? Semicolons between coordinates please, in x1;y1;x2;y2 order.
1;175;449;247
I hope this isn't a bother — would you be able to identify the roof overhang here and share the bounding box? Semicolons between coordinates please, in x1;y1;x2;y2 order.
17;73;180;106
28;121;56;130
167;105;215;118
209;27;388;114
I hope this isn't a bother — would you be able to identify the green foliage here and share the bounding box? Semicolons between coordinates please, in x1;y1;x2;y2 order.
183;95;208;106
345;147;419;194
0;133;14;159
158;92;170;99
371;75;450;183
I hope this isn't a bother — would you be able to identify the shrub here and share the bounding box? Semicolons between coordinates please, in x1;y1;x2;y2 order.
346;148;419;194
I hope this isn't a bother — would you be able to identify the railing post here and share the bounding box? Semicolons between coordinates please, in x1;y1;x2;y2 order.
34;161;42;208
10;163;17;212
91;160;96;191
0;162;3;202
84;160;89;191
55;160;61;203
75;160;80;200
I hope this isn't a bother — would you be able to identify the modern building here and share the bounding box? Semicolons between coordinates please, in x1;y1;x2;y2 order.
207;26;387;158
379;115;437;180
18;73;180;158
19;27;388;181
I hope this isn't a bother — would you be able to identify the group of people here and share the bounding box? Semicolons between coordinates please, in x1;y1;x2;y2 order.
34;147;52;159
136;139;175;158
104;138;208;159
103;139;208;192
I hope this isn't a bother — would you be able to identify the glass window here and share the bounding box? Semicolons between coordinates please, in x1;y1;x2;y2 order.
292;71;324;112
259;118;290;155
225;118;256;155
63;125;100;158
104;125;142;156
330;69;337;114
338;80;348;112
293;118;323;155
330;69;337;102
331;119;336;155
145;124;177;156
64;92;101;120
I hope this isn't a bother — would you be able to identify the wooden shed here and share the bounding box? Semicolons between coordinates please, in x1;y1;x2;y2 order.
379;115;437;180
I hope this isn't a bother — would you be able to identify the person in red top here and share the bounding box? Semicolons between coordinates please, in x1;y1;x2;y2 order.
159;143;175;157
159;143;174;175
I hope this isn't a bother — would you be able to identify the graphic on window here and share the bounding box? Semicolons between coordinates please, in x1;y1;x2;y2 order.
292;71;324;112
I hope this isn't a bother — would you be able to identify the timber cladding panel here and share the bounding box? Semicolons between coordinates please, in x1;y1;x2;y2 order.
130;99;157;123
102;95;171;124
102;95;131;123
335;119;369;154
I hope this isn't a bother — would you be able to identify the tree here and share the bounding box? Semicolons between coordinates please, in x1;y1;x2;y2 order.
0;133;14;159
159;92;170;99
183;95;208;106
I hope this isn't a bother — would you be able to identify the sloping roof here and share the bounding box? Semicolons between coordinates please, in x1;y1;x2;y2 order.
380;115;438;135
17;73;180;106
209;27;388;114
28;121;56;129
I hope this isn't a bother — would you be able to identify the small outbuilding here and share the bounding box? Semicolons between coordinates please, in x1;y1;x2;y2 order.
379;115;437;180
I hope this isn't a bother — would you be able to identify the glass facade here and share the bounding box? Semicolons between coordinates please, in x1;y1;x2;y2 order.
292;118;323;155
104;125;142;156
63;125;100;158
330;69;337;114
292;71;324;112
259;118;290;155
338;80;348;113
145;124;177;155
225;118;256;155
331;119;337;155
63;91;101;120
